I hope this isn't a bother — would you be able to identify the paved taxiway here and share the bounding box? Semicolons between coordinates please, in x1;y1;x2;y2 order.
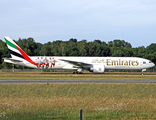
0;80;156;84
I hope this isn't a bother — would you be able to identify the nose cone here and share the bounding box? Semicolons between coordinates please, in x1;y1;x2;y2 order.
153;63;155;67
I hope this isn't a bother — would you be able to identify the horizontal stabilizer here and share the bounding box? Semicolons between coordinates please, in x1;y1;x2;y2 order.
3;58;23;62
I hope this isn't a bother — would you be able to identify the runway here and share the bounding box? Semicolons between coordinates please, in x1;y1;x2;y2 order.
0;80;156;84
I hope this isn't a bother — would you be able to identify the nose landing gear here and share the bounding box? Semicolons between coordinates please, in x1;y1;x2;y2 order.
141;69;146;75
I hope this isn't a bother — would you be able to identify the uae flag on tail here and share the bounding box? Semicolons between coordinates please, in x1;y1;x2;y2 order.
4;36;37;66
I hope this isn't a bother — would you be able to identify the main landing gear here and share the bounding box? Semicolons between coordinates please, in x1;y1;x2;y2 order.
73;71;83;74
73;68;83;74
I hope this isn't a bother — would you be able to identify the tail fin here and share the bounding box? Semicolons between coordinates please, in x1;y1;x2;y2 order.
4;36;25;60
4;36;37;66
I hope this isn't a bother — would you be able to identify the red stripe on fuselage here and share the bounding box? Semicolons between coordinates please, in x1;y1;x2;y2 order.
15;45;38;66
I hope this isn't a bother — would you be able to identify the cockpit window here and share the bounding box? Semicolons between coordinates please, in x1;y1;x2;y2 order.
143;61;146;64
149;61;152;63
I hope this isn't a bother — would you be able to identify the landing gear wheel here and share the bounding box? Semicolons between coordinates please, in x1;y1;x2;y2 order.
73;71;83;74
73;72;81;74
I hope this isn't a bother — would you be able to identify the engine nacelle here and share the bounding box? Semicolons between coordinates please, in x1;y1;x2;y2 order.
90;64;105;73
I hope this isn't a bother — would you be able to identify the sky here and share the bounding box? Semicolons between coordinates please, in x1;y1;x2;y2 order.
0;0;156;47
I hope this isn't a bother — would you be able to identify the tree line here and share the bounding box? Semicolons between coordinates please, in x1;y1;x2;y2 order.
0;38;156;69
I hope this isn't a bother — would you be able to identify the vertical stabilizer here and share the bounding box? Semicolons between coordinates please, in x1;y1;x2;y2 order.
4;36;25;60
4;36;37;66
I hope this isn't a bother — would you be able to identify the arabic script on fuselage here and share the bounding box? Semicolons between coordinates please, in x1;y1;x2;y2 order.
92;59;139;66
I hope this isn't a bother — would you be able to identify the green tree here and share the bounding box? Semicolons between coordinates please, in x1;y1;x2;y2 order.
1;62;12;69
69;38;77;43
51;40;63;56
146;43;156;54
66;39;77;56
17;37;38;56
69;47;79;56
122;47;134;57
77;40;87;56
40;42;51;56
109;39;132;48
33;43;43;56
88;42;94;56
100;42;110;56
137;46;146;57
112;49;125;57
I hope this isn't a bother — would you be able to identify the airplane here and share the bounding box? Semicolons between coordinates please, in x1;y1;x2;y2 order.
3;36;155;74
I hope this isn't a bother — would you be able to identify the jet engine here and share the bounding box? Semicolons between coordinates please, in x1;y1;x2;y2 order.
89;65;105;73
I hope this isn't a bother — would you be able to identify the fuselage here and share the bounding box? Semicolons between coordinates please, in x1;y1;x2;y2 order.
5;56;155;70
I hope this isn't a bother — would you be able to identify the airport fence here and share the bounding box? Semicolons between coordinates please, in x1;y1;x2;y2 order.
0;69;156;72
0;69;73;72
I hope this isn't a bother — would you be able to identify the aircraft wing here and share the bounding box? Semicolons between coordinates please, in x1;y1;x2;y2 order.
3;58;23;62
59;59;92;68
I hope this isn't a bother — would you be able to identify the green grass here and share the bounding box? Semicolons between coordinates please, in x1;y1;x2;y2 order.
0;72;156;80
0;83;156;119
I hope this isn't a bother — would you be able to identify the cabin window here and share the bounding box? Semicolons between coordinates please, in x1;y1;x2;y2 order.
143;61;146;64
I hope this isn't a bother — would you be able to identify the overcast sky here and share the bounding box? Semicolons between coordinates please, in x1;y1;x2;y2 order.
0;0;156;47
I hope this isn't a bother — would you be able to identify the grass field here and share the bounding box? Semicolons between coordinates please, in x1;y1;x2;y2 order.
0;72;156;80
0;72;156;119
0;83;156;119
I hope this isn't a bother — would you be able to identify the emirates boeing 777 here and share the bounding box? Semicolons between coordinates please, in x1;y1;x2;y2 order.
3;37;155;74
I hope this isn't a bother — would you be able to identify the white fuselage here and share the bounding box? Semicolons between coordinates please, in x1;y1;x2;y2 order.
5;56;155;71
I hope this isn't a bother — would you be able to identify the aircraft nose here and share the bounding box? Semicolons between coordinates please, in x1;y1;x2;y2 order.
153;63;155;67
152;62;155;67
